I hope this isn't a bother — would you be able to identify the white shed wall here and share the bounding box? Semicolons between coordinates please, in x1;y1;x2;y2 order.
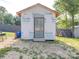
74;27;79;38
21;14;34;39
21;5;56;40
45;15;56;40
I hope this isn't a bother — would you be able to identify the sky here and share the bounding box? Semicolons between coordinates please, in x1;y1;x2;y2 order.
0;0;55;15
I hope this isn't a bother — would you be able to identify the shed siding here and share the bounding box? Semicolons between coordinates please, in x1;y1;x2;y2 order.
74;27;79;38
45;15;56;39
21;5;56;40
21;14;34;39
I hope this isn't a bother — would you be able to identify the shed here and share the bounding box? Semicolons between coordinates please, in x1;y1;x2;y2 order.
16;3;59;41
74;25;79;38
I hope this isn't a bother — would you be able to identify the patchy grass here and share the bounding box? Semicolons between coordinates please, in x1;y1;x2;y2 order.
0;47;25;58
0;36;79;59
0;47;12;58
57;37;79;50
0;32;15;41
3;32;15;37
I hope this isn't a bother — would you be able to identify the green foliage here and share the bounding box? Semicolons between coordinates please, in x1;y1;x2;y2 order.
14;16;21;25
54;0;79;32
0;47;12;58
57;14;79;29
32;55;38;59
54;0;79;15
46;55;56;59
57;20;68;29
39;55;45;59
57;14;70;29
0;47;27;58
54;0;65;13
4;13;14;25
0;6;21;25
19;55;23;59
0;6;7;13
4;14;21;25
0;6;7;24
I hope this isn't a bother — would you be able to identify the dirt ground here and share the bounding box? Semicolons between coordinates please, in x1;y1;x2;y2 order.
1;39;79;59
0;37;17;49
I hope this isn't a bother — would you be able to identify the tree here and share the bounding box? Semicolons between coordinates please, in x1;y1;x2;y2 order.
4;13;14;25
0;6;7;13
13;16;21;25
54;0;79;34
54;0;68;29
0;6;21;25
57;14;71;29
0;6;7;24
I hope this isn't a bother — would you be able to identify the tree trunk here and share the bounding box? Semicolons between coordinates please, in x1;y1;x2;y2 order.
65;13;68;29
71;14;74;37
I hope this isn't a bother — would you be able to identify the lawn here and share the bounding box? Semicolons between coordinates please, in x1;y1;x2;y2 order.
57;37;79;50
2;32;15;37
0;32;15;39
0;32;15;42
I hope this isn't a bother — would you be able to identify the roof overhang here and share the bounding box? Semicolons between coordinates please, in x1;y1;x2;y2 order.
16;3;60;17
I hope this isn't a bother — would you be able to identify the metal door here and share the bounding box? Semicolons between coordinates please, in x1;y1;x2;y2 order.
34;17;44;38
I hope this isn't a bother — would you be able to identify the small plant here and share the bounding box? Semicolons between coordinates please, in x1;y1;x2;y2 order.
39;55;45;59
32;55;38;59
69;55;79;59
12;47;24;53
46;55;56;59
19;55;23;59
0;47;12;58
23;47;29;54
76;52;79;55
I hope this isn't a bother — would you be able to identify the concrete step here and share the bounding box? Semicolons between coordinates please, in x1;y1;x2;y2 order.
33;38;45;41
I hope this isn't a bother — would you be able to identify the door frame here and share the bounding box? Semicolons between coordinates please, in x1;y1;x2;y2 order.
34;16;44;38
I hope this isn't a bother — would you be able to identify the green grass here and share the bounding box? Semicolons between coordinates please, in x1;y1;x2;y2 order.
0;47;12;58
0;32;15;41
3;32;15;37
57;37;79;50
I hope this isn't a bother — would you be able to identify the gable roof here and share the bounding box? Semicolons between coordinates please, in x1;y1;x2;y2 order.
16;3;60;17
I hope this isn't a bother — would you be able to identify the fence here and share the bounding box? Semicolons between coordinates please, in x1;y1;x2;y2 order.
0;24;21;32
0;24;74;37
56;29;74;37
